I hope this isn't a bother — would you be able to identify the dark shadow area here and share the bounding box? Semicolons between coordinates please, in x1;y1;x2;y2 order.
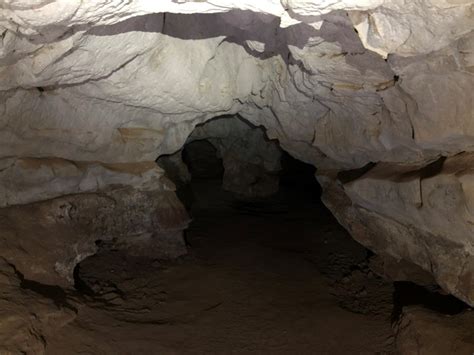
160;114;284;208
85;10;365;64
73;263;94;297
174;138;224;211
392;281;470;319
279;151;322;200
20;279;71;308
180;140;472;321
337;161;376;184
9;265;74;310
56;8;378;80
182;140;224;181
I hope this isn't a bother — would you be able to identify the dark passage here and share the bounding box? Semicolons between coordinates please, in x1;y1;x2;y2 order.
62;140;469;354
182;140;224;180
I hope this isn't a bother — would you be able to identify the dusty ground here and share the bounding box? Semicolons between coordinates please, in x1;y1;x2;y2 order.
45;180;397;354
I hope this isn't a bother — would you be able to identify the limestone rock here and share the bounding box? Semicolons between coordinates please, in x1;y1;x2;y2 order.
0;158;170;207
0;182;189;287
396;307;474;355
369;254;436;287
0;258;76;354
157;152;192;188
318;153;474;306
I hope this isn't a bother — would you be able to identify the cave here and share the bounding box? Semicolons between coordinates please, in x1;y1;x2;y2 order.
1;2;474;354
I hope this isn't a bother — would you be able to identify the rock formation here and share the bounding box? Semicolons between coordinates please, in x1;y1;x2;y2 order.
396;306;474;354
1;2;473;348
0;257;76;353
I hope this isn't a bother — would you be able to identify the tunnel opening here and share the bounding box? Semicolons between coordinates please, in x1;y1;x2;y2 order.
392;281;470;317
67;115;472;353
182;139;224;181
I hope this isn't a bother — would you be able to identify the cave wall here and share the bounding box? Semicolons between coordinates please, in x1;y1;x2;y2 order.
1;1;473;304
0;160;189;286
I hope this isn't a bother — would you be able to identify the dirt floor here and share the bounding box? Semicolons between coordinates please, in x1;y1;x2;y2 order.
45;180;397;354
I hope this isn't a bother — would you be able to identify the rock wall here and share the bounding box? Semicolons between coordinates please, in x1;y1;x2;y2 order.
0;158;189;286
396;306;474;354
1;1;473;303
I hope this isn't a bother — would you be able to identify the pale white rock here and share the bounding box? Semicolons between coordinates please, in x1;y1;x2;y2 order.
280;11;302;28
350;1;474;57
245;40;266;53
1;0;472;61
284;0;385;16
388;37;474;152
319;153;474;305
0;157;173;207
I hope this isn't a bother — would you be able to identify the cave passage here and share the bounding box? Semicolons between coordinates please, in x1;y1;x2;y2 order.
60;118;470;354
3;3;474;353
67;153;394;353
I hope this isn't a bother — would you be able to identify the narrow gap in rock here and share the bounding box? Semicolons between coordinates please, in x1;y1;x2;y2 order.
392;281;470;318
73;262;94;296
21;278;71;308
9;262;71;308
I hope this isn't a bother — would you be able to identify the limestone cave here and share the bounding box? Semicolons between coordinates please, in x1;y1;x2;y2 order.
0;1;473;354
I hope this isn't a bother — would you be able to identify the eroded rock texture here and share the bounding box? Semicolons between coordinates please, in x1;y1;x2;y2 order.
1;0;473;309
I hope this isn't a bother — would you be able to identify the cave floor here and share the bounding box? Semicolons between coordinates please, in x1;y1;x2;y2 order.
46;180;396;354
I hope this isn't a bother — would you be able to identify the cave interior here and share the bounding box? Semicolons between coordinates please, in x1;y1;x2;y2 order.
1;2;474;354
